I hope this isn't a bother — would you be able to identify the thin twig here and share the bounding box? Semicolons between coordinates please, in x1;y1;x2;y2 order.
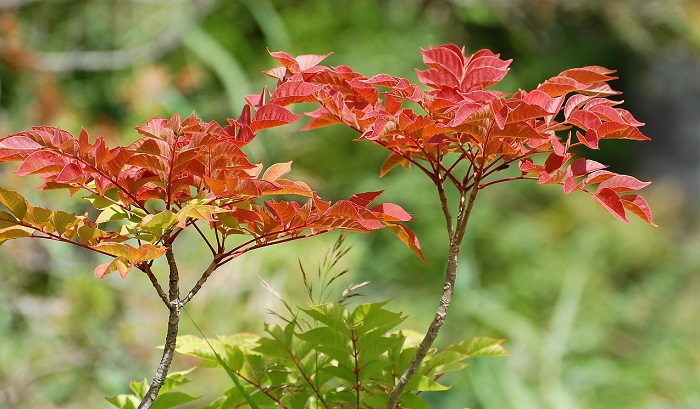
141;263;169;306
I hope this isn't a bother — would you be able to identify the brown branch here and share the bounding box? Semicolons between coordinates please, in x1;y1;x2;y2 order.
141;263;169;306
138;246;181;409
386;164;482;409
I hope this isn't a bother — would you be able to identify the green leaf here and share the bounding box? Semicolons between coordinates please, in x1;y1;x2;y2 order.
321;364;356;384
295;327;351;353
405;374;450;392
105;394;140;409
151;391;200;409
0;210;18;226
399;392;431;409
96;205;130;223
302;303;350;334
449;337;508;358
139;210;178;229
51;210;79;235
129;378;150;400
160;368;196;394
358;336;403;364
175;335;223;364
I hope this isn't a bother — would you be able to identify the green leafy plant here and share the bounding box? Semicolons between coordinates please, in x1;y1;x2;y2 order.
106;236;507;408
0;43;654;408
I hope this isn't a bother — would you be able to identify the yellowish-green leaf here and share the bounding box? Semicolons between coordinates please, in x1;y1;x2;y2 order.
0;225;32;245
0;187;27;220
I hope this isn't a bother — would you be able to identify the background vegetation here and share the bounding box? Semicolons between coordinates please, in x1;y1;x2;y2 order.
1;1;699;408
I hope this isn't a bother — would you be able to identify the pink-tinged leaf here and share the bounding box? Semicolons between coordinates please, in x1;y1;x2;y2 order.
564;94;593;119
421;44;465;75
386;222;426;262
543;153;570;174
494;103;508;130
15;150;65;176
461;64;511;92
594;188;628;222
269;81;324;106
519;158;538;174
135;117;176;141
348;191;384;207
537;76;584;97
0;135;43;150
416;67;461;90
371;203;413;222
251;104;304;132
268;50;299;71
597;175;651;193
262;161;293;182
301;107;343;131
596;122;650;141
94;257;131;279
583;170;616;186
563;177;581;194
55;162;85;183
621;194;657;226
296;52;333;71
576;129;599;149
549;135;566;156
566;158;607;178
589;104;626;123
569;110;602;131
363;73;403;87
263;66;288;80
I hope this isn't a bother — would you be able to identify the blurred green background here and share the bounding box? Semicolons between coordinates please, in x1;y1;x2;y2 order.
1;0;699;408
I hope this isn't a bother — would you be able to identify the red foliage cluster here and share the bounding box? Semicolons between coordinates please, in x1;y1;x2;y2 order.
257;44;654;226
0;112;418;278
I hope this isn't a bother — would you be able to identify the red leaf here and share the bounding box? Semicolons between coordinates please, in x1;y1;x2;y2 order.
597;175;651;193
251;104;304;132
577;129;599;150
15;151;65;176
269;80;324;106
386;222;426;262
0;135;42;150
380;152;411;177
371;203;413;222
55;163;85;183
348;191;384;207
621;194;657;226
583;170;616;186
301;107;343;131
560;66;617;84
564;94;593;119
566;158;607;178
594;188;628;222
569;110;602;131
